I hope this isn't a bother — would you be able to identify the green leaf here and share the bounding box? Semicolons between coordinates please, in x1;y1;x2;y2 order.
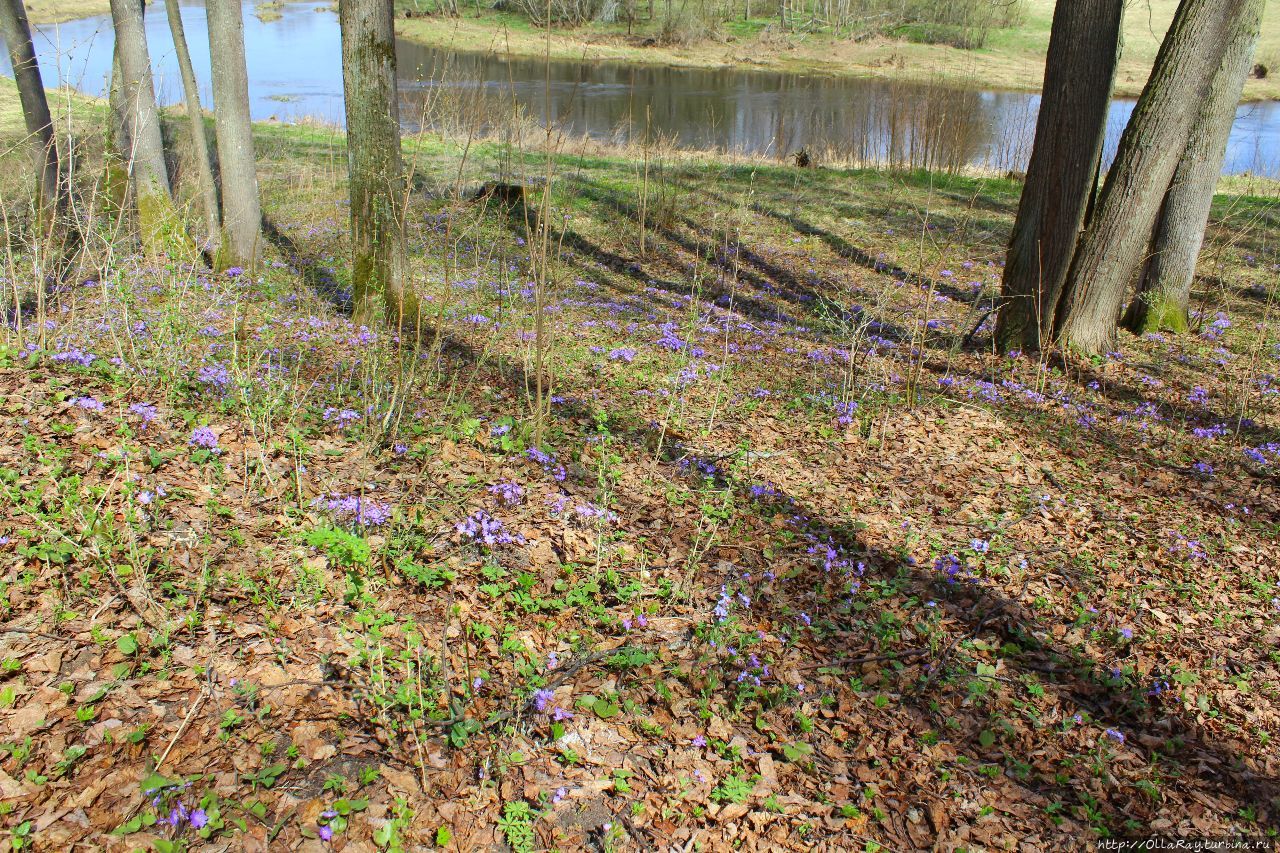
116;634;138;655
781;742;813;762
978;730;996;748
139;771;178;795
334;798;368;815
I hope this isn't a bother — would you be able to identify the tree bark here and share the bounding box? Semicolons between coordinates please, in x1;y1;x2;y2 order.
1120;0;1264;336
104;43;131;211
109;0;181;255
339;0;420;329
0;0;67;231
1055;0;1248;354
165;0;221;254
994;0;1123;353
207;0;262;270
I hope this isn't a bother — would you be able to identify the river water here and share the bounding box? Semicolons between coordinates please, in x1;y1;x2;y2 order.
6;0;1279;175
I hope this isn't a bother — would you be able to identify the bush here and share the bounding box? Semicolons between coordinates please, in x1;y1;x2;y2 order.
497;0;604;25
658;0;724;45
891;0;1025;49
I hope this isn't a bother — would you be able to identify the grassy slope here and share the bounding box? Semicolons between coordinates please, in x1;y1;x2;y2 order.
396;0;1280;100
1;79;1279;849
23;0;108;24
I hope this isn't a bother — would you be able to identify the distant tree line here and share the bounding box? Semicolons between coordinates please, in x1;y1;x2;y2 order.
413;0;1025;48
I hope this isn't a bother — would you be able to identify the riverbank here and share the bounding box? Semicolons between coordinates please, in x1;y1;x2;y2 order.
392;0;1280;101
19;0;1280;101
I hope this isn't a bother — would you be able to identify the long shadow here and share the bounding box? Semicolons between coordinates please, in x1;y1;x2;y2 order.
261;218;352;312
657;443;1280;834
472;181;814;330
1046;353;1280;450
556;228;807;329
747;201;981;306
563;176;858;333
440;328;1279;831
924;358;1280;531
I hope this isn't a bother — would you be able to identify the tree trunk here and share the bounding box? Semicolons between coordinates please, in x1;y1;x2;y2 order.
165;0;221;254
207;0;262;270
339;0;420;329
104;43;131;211
1055;0;1248;354
109;0;181;255
0;0;65;231
1120;0;1264;336
994;0;1123;353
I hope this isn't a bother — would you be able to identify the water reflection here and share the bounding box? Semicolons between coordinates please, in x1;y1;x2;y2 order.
2;0;1277;175
398;46;1021;172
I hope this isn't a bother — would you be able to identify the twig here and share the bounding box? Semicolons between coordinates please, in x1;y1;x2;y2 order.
1;628;70;643
155;686;208;773
798;648;928;671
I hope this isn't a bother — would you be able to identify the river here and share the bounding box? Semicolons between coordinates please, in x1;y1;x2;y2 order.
5;0;1279;175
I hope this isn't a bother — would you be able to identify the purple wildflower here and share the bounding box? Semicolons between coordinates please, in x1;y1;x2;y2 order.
189;427;220;452
196;364;231;390
314;493;393;527
323;407;361;429
455;510;523;546
488;480;524;507
52;348;95;367
129;402;159;427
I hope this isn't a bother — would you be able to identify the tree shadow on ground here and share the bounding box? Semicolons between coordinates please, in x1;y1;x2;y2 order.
744;200;981;306
562;176;862;330
262;217;352;312
440;325;1277;840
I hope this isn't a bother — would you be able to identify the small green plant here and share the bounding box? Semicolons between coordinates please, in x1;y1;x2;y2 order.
711;773;754;804
497;801;536;853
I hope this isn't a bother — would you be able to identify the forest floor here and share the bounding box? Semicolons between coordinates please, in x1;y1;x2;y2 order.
20;0;1280;100
1;83;1279;851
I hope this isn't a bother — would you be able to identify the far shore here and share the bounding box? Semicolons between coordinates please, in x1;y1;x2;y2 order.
18;0;1280;103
